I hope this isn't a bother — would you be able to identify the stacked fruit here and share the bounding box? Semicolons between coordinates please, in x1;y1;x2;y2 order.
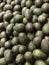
0;0;49;65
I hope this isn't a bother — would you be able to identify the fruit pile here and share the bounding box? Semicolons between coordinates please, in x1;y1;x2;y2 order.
0;0;49;65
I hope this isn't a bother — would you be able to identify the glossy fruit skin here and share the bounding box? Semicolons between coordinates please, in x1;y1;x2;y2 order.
13;11;20;16
33;8;42;16
30;5;36;12
0;31;6;38
42;23;49;34
35;0;43;7
41;39;49;54
14;14;23;23
12;45;20;54
0;58;7;65
0;0;49;65
27;33;35;41
15;54;24;64
3;12;13;21
6;10;12;13
4;41;12;49
11;1;15;6
41;3;49;13
21;0;26;8
32;49;47;59
42;13;49;18
22;17;28;24
25;9;32;20
18;33;28;44
26;0;32;8
15;0;21;5
25;23;34;32
6;24;14;34
3;21;9;28
13;5;21;11
25;62;32;65
33;37;42;47
0;2;5;10
10;18;15;24
6;0;12;4
24;51;33;61
35;30;43;37
45;36;49;41
0;47;5;57
13;23;25;32
19;45;27;54
33;22;41;30
3;4;12;11
38;14;47;24
4;49;13;63
11;37;19;45
13;31;18;36
28;41;36;51
32;15;38;23
34;60;47;65
22;7;27;17
0;38;6;47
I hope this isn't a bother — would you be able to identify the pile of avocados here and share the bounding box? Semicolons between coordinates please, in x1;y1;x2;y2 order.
0;0;49;65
